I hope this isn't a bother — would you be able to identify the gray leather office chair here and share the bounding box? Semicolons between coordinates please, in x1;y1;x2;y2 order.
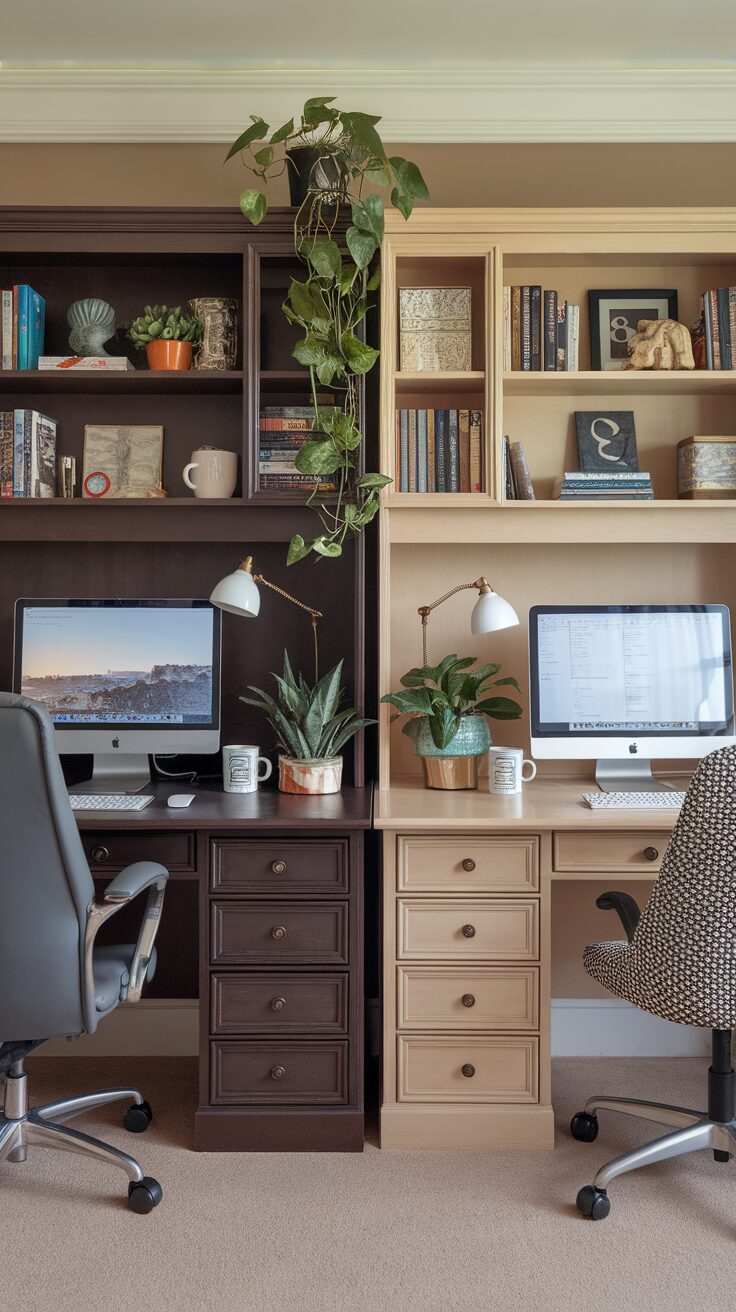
0;693;168;1214
570;745;736;1220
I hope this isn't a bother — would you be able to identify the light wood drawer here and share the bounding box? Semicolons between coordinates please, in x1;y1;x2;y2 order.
397;899;539;961
397;966;539;1030
554;830;667;874
398;834;539;893
398;1034;538;1103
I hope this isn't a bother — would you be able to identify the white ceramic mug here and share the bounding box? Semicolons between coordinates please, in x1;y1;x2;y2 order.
183;446;237;499
222;744;273;794
487;746;537;795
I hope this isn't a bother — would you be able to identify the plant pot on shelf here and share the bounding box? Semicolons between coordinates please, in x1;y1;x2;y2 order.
146;339;192;371
278;755;343;795
412;715;491;791
286;147;348;208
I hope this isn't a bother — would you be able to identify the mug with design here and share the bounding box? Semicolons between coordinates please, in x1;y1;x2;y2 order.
222;744;273;794
183;446;238;499
487;746;537;796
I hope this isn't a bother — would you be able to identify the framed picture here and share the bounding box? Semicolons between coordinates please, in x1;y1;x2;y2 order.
588;290;678;370
82;425;164;498
575;411;639;471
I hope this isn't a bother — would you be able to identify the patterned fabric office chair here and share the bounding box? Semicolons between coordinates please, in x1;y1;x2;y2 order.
571;745;736;1220
0;693;168;1214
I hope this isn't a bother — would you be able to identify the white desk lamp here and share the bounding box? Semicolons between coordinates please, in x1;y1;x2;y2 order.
418;577;519;665
209;555;323;679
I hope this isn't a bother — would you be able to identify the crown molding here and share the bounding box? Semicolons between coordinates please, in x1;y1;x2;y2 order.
1;62;735;143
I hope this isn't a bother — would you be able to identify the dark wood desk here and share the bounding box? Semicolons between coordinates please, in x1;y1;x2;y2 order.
76;782;372;1152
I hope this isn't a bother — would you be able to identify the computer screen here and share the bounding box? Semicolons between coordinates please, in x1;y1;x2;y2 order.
14;599;220;732
529;605;734;746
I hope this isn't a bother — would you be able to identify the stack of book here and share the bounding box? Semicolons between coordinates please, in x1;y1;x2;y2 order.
701;288;736;369
0;285;46;370
502;437;535;500
395;408;483;493
553;471;654;501
503;287;579;371
258;406;336;492
39;356;134;371
0;409;57;498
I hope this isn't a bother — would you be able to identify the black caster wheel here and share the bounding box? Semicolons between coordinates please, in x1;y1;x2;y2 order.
123;1100;152;1133
128;1176;163;1214
570;1111;599;1143
576;1185;610;1221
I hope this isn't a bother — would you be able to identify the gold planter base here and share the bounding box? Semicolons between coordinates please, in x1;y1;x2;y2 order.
421;755;479;790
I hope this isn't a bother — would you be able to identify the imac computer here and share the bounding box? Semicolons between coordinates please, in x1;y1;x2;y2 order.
529;604;735;791
13;599;222;792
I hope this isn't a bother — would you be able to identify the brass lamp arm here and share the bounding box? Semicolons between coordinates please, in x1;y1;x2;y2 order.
240;556;323;679
418;577;492;667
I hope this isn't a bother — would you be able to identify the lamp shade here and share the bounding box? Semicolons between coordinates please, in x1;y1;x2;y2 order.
470;589;519;635
209;566;261;618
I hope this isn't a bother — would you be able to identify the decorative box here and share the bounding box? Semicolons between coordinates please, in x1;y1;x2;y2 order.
677;435;736;499
399;287;472;372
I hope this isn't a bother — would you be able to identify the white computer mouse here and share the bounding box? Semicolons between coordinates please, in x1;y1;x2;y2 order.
167;793;196;808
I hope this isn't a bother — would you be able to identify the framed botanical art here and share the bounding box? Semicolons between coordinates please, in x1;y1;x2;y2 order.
82;424;164;498
588;289;678;370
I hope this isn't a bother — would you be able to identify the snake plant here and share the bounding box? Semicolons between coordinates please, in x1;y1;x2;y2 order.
241;650;374;761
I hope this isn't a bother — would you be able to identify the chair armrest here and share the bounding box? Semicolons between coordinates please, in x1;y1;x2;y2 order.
85;861;169;1010
595;891;642;943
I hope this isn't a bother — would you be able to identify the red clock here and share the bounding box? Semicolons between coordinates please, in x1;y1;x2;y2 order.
83;471;111;498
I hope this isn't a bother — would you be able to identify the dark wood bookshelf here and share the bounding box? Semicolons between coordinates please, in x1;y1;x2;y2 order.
0;369;243;395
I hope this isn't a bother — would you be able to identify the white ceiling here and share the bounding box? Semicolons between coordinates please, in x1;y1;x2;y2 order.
2;0;736;65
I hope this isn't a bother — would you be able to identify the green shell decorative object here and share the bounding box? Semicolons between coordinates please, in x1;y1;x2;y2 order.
67;298;117;356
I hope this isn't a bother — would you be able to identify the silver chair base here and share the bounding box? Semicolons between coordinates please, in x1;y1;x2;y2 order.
577;1094;736;1203
1;1063;146;1184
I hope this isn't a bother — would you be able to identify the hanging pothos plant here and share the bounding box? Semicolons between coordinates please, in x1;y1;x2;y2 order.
226;97;428;564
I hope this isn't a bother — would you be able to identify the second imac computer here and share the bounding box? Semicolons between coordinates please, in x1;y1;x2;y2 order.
13;599;222;792
529;604;735;791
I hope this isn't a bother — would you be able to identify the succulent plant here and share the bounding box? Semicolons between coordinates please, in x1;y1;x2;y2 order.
241;650;374;761
127;304;202;348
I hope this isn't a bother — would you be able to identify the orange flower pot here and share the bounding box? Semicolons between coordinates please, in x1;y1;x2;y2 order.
146;339;192;371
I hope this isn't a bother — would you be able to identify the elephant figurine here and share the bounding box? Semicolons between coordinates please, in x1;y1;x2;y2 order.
624;318;695;371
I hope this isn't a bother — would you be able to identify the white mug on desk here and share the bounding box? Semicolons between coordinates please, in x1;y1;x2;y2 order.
183;446;237;499
488;746;537;795
222;745;273;794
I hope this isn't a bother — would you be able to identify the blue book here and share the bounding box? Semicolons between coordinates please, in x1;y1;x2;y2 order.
417;410;428;493
400;410;409;491
703;293;713;369
27;289;45;370
16;285;30;370
435;410;447;492
717;288;731;370
448;409;460;492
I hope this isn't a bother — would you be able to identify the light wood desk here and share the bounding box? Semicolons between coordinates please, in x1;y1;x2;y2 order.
375;777;680;1150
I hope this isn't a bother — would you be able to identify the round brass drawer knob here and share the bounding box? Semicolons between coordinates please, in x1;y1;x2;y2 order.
271;926;287;941
91;846;110;864
461;924;476;938
271;1065;286;1080
643;846;659;862
271;860;287;875
461;1063;476;1078
462;993;476;1008
271;997;286;1012
462;858;476;872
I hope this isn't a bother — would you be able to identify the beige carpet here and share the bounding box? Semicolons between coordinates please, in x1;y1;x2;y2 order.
2;1055;736;1312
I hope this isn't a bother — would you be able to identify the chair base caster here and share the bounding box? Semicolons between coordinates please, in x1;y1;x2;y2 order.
123;1100;153;1133
570;1112;599;1143
128;1176;162;1214
576;1185;610;1220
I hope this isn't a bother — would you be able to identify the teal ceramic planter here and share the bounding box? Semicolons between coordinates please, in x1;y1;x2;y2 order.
412;715;491;758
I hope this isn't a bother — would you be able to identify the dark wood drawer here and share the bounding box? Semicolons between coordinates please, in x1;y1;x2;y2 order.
210;900;349;965
81;829;196;873
211;838;348;894
210;1040;348;1105
210;972;349;1035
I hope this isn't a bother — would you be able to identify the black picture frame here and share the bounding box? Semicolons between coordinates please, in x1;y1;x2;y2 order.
588;289;678;370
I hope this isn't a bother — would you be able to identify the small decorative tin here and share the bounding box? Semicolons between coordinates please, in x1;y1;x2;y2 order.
677;435;736;500
399;287;472;372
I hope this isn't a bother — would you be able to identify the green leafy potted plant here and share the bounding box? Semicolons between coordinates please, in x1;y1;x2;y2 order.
127;304;202;371
226;97;429;563
382;654;522;790
241;651;374;795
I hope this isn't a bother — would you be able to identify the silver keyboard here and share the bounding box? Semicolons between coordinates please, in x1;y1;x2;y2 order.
582;791;686;810
69;794;154;812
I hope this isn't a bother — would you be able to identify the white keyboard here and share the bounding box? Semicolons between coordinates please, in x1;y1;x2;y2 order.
582;791;686;810
69;794;154;812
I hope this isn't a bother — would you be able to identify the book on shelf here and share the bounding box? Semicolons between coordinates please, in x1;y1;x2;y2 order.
553;471;654;500
701;288;736;370
395;408;483;493
508;441;535;500
0;285;45;370
38;356;134;371
504;286;579;371
258;405;335;491
1;408;57;497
